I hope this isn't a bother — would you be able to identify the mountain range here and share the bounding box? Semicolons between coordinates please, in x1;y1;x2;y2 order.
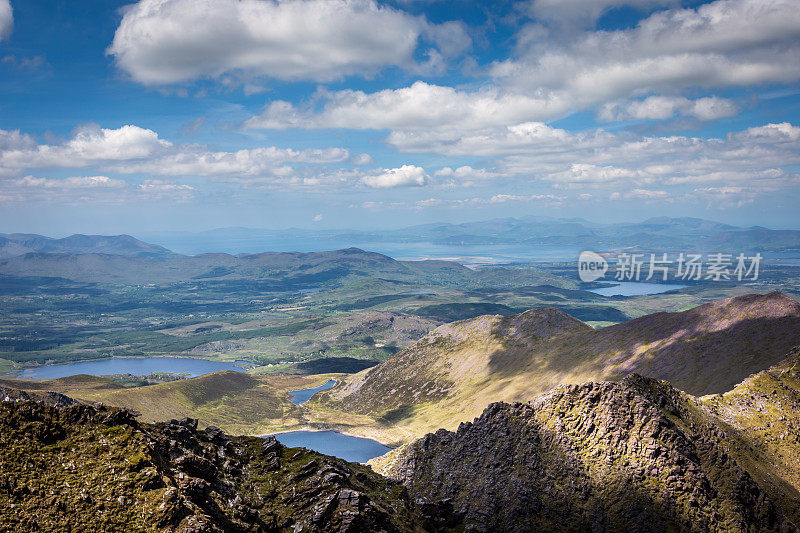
3;216;800;266
0;233;174;259
311;292;800;443
141;216;800;255
0;246;571;287
2;328;799;531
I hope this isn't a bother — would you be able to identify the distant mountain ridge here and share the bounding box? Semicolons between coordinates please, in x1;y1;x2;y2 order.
141;216;800;254
311;292;800;442
0;246;572;288
0;233;175;259
6;216;800;261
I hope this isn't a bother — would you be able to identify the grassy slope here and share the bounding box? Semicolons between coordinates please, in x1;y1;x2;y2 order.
309;292;800;444
1;371;343;436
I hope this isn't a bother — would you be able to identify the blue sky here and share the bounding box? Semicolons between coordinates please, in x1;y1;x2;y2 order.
0;0;799;235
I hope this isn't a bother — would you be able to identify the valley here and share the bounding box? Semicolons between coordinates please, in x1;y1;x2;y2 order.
2;226;800;531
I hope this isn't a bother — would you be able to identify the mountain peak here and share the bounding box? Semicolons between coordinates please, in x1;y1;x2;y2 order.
371;367;798;531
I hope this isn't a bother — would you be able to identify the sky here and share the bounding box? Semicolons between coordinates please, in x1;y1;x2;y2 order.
0;0;799;235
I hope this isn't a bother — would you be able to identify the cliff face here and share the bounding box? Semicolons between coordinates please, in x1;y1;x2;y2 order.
0;400;454;532
371;369;800;532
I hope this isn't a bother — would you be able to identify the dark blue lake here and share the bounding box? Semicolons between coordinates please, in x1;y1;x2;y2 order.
288;379;336;405
273;430;392;463
18;357;249;379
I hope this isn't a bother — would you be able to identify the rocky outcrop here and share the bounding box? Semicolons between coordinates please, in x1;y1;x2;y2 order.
0;385;81;407
0;398;456;532
372;374;799;532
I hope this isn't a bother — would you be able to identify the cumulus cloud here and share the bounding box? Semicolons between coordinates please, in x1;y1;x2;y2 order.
494;0;800;101
598;96;740;122
0;128;35;151
246;0;799;142
108;0;470;85
370;120;800;202
361;165;428;188
0;124;171;173
0;0;12;42
243;81;565;132
0;124;350;183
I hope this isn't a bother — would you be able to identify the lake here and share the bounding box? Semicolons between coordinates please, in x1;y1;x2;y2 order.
587;281;688;297
272;430;392;463
288;379;337;405
17;357;250;379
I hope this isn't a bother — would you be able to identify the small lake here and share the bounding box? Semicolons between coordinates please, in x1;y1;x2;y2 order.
587;281;688;297
17;357;250;379
272;430;392;463
288;379;336;405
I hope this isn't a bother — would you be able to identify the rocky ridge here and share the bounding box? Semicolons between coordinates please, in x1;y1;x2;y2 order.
370;363;800;532
0;399;455;532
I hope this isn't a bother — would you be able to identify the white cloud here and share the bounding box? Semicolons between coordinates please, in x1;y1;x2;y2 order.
246;0;798;141
598;96;739;122
494;0;800;102
0;0;12;42
108;0;470;85
0;128;35;151
108;146;349;177
0;124;350;184
361;164;428;188
244;81;565;132
0;124;171;173
372;120;800;199
433;165;508;186
16;175;126;189
732;122;800;142
351;153;374;165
